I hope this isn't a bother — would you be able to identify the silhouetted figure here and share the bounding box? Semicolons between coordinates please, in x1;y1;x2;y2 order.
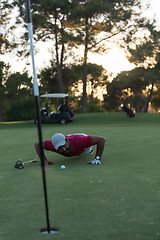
121;104;135;118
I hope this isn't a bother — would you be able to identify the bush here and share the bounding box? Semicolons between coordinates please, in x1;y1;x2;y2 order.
87;103;104;113
4;97;35;121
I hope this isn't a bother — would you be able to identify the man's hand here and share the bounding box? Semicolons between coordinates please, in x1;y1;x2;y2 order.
34;142;54;166
44;161;54;166
88;159;101;164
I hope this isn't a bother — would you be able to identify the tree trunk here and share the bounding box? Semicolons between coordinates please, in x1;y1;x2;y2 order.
82;59;87;113
82;18;88;113
60;42;64;67
143;83;154;113
90;90;94;104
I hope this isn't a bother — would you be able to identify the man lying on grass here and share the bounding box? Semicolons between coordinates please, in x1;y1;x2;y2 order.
34;133;105;166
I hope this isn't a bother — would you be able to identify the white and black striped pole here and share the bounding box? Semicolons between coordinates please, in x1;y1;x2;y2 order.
25;0;53;234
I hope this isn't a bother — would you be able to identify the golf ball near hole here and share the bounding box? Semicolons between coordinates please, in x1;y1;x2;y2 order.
61;165;65;170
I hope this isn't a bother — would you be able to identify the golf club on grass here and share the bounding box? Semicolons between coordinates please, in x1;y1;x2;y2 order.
15;159;38;169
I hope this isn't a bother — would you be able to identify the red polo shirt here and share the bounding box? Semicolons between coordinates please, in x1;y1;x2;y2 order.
43;134;92;157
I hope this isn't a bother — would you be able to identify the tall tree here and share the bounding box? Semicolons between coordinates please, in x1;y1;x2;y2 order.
5;72;32;100
38;61;57;94
69;0;146;112
0;62;34;120
0;61;11;118
104;67;150;112
0;0;13;54
14;0;149;112
123;21;160;112
14;0;76;93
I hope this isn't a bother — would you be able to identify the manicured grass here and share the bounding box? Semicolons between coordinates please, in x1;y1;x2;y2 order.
0;112;160;240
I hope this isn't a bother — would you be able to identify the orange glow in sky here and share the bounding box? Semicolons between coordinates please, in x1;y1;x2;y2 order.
1;0;160;78
88;47;135;78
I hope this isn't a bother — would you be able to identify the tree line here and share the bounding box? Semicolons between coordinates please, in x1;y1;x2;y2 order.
0;0;160;120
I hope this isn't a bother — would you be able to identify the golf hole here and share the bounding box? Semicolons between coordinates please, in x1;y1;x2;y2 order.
40;228;59;234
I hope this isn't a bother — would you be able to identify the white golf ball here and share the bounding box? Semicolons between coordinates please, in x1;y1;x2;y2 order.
61;165;65;170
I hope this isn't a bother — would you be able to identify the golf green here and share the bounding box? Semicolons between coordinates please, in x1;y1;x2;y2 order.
0;112;160;240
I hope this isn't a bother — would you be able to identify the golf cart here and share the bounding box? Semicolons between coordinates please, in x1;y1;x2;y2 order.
34;93;75;124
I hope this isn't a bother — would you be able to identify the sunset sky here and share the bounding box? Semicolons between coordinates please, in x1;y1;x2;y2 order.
1;0;160;77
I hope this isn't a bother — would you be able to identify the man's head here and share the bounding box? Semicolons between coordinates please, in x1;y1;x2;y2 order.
51;133;71;154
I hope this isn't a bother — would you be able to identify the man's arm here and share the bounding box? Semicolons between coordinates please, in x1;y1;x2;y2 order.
88;136;105;164
34;142;54;166
90;136;105;158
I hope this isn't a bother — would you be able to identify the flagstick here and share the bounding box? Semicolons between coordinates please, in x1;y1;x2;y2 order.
25;0;51;233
